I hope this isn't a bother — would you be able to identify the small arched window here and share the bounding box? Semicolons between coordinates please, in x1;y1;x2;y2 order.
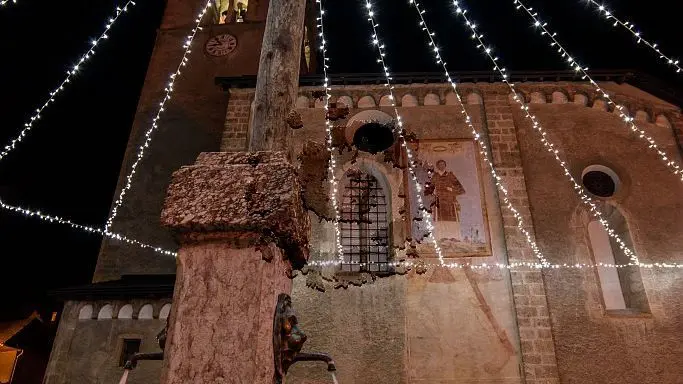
159;304;172;320
138;304;154;320
339;169;391;273
587;204;649;313
78;305;93;320
118;304;133;319
97;304;113;320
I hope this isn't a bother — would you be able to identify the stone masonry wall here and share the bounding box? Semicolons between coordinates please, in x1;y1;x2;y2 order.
515;100;683;384
220;89;253;152
44;300;170;384
481;90;561;384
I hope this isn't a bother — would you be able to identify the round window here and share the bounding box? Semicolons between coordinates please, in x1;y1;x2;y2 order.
581;165;620;198
353;123;395;154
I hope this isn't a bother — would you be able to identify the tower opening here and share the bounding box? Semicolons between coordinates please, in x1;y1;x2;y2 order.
352;123;395;154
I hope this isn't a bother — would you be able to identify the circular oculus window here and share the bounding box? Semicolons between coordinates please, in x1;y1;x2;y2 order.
581;165;620;198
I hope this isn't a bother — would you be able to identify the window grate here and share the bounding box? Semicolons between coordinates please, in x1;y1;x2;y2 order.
340;172;390;272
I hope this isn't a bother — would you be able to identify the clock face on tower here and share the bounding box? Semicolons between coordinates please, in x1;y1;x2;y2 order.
205;34;238;57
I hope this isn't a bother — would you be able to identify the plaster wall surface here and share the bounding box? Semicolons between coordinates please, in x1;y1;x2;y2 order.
514;103;683;384
287;101;524;384
44;300;170;384
93;22;267;282
53;79;683;384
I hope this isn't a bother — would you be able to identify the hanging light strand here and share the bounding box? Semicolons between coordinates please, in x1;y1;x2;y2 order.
315;0;345;264
407;0;550;267
307;259;683;270
0;199;177;257
451;0;643;265
512;0;683;183
105;0;212;231
0;1;136;163
364;1;446;266
0;0;17;7
581;0;681;74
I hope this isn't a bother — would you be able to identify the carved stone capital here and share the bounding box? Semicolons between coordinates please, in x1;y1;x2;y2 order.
161;151;311;267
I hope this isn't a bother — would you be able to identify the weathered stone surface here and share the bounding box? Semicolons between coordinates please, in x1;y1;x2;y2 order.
160;242;292;384
161;151;310;266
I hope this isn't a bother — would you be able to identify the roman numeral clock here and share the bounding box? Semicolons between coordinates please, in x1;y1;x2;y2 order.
205;33;238;57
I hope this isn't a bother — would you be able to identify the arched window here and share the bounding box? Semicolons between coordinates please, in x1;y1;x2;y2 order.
138;304;154;320
118;304;133;319
339;169;390;272
97;304;113;320
159;304;172;320
78;305;93;320
587;204;649;313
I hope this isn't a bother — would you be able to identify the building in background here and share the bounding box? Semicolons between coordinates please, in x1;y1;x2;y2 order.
44;0;683;383
1;310;58;384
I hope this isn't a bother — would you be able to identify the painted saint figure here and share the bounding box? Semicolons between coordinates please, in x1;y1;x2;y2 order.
432;159;466;240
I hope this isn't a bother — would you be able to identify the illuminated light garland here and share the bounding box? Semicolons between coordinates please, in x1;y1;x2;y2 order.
315;0;345;264
0;0;17;6
407;0;550;267
512;0;683;184
0;1;136;163
451;0;645;265
581;0;681;74
363;1;446;266
105;0;212;231
0;199;177;257
306;259;683;270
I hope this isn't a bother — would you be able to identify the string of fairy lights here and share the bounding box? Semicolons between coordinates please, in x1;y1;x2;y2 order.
0;0;212;259
452;0;648;267
364;0;449;267
306;259;683;270
314;0;345;265
0;0;137;164
512;0;683;185
406;0;550;268
0;0;17;7
0;198;176;256
582;0;681;75
1;0;681;272
105;0;213;231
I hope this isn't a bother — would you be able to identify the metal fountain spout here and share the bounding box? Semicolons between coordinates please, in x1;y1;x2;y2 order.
273;294;336;383
290;352;336;372
123;320;167;370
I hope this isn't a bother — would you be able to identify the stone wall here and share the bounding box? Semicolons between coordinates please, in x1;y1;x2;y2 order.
57;78;683;384
44;300;170;384
514;101;683;384
93;16;268;283
286;95;526;383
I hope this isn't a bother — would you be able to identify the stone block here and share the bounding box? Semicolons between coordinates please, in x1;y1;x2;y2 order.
161;151;311;267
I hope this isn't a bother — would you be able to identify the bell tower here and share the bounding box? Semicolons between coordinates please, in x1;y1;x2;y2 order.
92;0;317;282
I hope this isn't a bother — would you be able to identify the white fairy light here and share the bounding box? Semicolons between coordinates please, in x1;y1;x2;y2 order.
512;0;683;184
363;1;446;266
452;0;644;266
0;0;17;6
105;0;212;231
315;0;345;265
0;199;177;257
581;0;681;74
407;0;550;267
306;259;683;270
0;1;136;163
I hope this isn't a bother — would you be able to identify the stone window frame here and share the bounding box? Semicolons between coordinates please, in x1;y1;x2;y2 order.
333;156;401;277
584;202;651;317
115;333;144;368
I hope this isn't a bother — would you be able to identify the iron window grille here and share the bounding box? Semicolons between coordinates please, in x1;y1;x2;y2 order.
339;171;390;272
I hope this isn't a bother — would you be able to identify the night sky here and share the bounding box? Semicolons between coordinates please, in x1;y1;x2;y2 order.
0;0;680;318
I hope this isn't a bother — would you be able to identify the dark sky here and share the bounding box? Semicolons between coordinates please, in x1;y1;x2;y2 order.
0;0;680;317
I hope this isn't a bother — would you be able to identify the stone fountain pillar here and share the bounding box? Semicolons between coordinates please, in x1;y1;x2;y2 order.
159;151;310;384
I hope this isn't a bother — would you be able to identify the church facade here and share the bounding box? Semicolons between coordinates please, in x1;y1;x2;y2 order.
44;1;683;383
